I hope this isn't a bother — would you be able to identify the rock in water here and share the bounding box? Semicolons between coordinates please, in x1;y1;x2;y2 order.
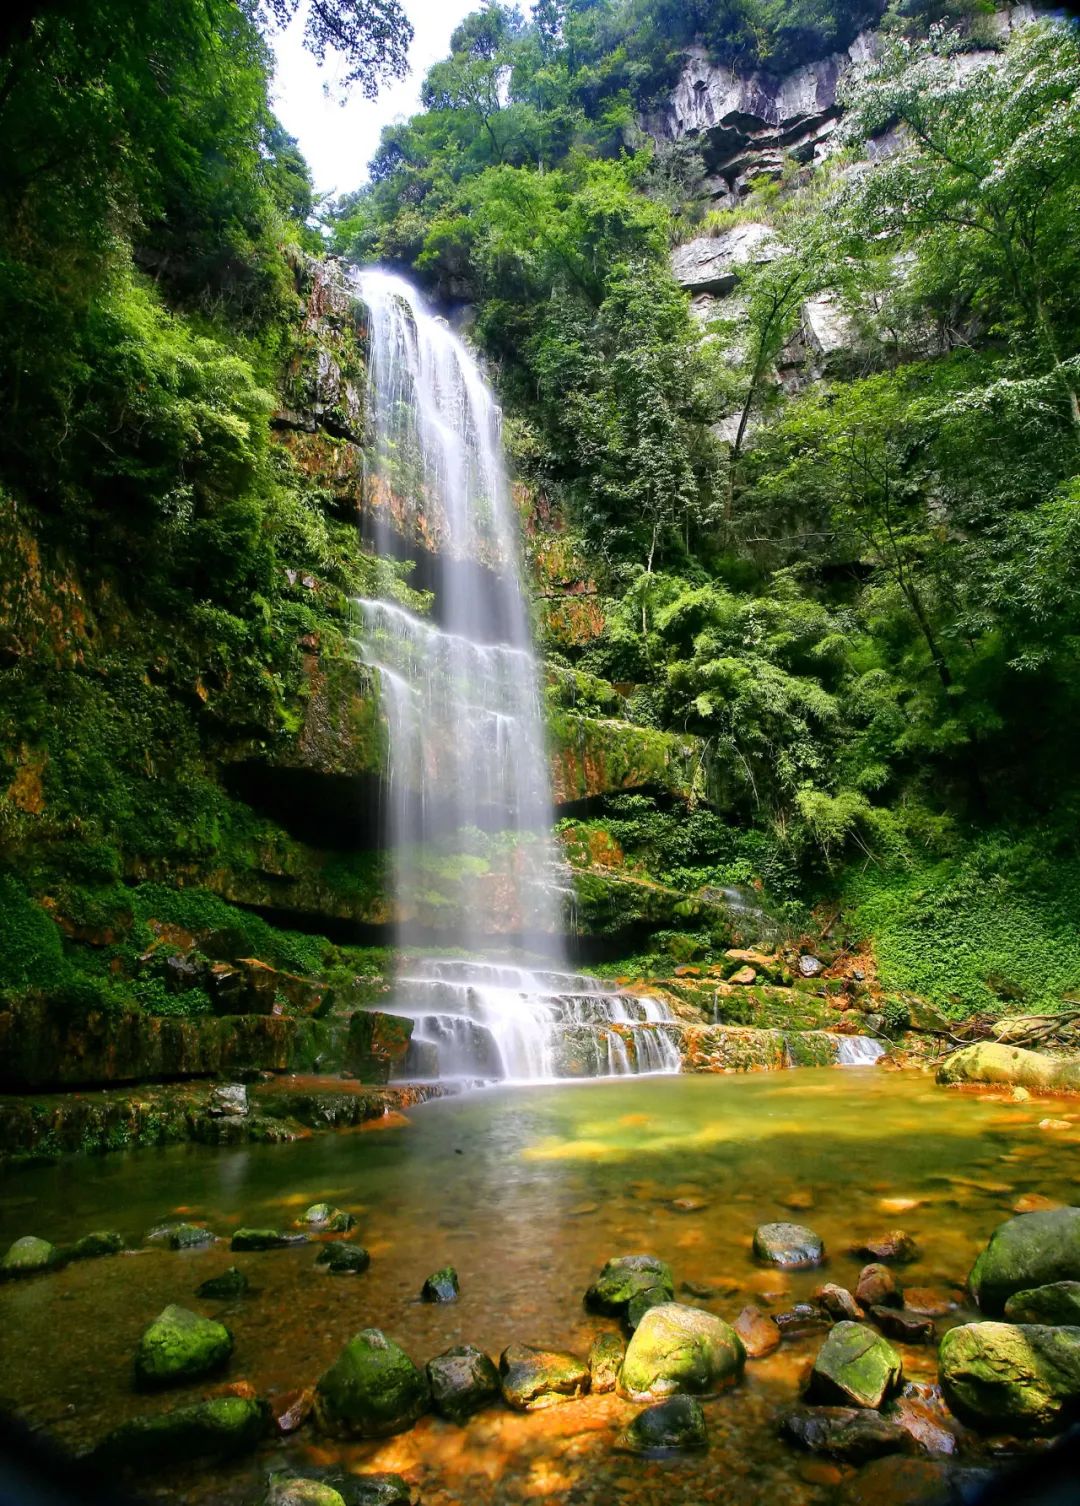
265;1478;347;1506
315;1243;371;1275
815;1284;863;1321
350;1476;414;1506
856;1264;901;1309
626;1285;673;1330
753;1222;825;1269
838;1456;952;1506
301;1203;355;1233
426;1345;500;1423
197;1267;249;1299
231;1228;309;1251
0;1236;59;1278
167;1223;218;1250
937;1043;1080;1094
734;1305;781;1358
1005;1282;1080;1325
780;1404;911;1462
314;1330;428;1438
939;1322;1080;1433
94;1397;269;1468
852;1232;919;1265
67;1231;125;1261
421;1265;459;1302
588;1333;626;1393
619;1303;745;1400
870;1307;935;1345
969;1208;1080;1315
134;1305;234;1389
807;1322;903;1410
584;1254;675;1314
616;1395;708;1454
499;1344;589;1410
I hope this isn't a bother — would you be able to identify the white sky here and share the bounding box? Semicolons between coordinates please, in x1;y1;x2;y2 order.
270;0;480;198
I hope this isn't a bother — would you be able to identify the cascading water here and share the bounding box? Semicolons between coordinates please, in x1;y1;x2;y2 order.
351;268;679;1082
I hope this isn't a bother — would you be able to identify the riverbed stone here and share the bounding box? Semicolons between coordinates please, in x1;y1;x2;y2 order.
753;1221;824;1269
870;1306;935;1345
499;1344;589;1410
838;1456;953;1506
626;1284;673;1330
1;1235;59;1278
585;1254;675;1314
350;1476;414;1506
426;1345;500;1423
134;1304;234;1389
734;1304;782;1357
815;1283;863;1321
301;1203;355;1233
314;1329;428;1438
1004;1282;1080;1325
969;1208;1080;1315
231;1227;309;1251
937;1042;1080;1094
315;1242;370;1275
167;1223;218;1250
588;1332;625;1393
616;1395;708;1454
780;1404;911;1462
68;1231;125;1261
857;1263;901;1309
807;1322;903;1409
197;1266;250;1299
265;1477;347;1506
620;1303;745;1400
95;1397;269;1467
939;1321;1080;1433
853;1232;919;1265
421;1265;459;1302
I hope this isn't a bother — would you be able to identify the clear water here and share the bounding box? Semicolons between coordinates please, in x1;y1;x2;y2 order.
2;1070;1075;1504
351;270;677;1080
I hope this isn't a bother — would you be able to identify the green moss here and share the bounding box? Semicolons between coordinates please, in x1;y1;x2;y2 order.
0;873;65;991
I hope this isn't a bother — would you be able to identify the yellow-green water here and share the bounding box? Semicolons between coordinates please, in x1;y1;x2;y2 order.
2;1068;1077;1505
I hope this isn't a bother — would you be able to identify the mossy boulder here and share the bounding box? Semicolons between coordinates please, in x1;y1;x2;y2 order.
167;1223;218;1251
197;1267;250;1299
421;1265;459;1303
753;1222;824;1269
969;1208;1080;1316
1;1235;59;1278
939;1322;1080;1433
265;1478;347;1506
302;1203;355;1233
626;1285;673;1330
67;1231;125;1261
588;1332;626;1394
314;1329;428;1438
426;1345;500;1424
584;1254;675;1315
498;1344;590;1410
231;1227;309;1251
315;1242;371;1275
807;1322;902;1409
619;1303;745;1400
95;1396;269;1468
134;1304;234;1389
1005;1282;1080;1325
615;1395;708;1454
937;1043;1080;1094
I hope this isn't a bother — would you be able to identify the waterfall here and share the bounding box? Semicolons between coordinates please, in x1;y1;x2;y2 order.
835;1035;886;1066
351;268;679;1082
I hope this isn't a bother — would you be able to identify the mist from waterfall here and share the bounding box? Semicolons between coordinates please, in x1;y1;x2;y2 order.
350;268;679;1082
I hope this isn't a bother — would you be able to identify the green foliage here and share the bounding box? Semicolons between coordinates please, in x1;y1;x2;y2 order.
129;885;330;976
0;873;65;992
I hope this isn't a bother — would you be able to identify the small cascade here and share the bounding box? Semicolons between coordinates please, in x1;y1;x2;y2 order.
351;267;680;1082
835;1035;887;1066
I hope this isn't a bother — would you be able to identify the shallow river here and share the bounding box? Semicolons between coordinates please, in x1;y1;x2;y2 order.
2;1068;1078;1506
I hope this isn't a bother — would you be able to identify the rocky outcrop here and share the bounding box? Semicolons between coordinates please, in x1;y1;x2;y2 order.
938;1042;1080;1095
670;224;788;295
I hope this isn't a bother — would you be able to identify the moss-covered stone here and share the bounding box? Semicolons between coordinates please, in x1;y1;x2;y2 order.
302;1202;355;1232
67;1230;124;1261
779;1404;911;1462
426;1345;500;1424
969;1209;1080;1316
807;1322;902;1410
626;1285;674;1330
499;1344;590;1410
265;1477;347;1506
231;1227;309;1251
585;1254;675;1315
619;1303;745;1400
939;1321;1080;1433
94;1396;269;1468
168;1222;218;1250
0;1235;59;1278
421;1265;459;1302
133;1303;234;1389
937;1043;1080;1095
588;1332;626;1394
753;1222;824;1269
315;1242;370;1275
615;1395;708;1454
314;1329;429;1438
197;1267;249;1299
1004;1282;1080;1325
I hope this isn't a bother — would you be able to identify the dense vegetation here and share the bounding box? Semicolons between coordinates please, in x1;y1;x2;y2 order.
1;0;1079;1017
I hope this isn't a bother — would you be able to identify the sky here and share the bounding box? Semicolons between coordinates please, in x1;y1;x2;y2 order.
270;0;479;199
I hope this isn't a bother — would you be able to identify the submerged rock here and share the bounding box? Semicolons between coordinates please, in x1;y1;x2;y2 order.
301;1203;355;1233
753;1222;824;1269
197;1266;250;1299
853;1232;919;1265
265;1477;346;1506
426;1345;500;1423
349;1476;414;1506
95;1397;269;1468
870;1306;934;1345
775;1302;830;1338
780;1403;911;1462
585;1254;675;1314
134;1304;234;1389
620;1303;744;1400
67;1231;125;1261
1004;1282;1080;1325
939;1321;1080;1433
838;1456;953;1506
857;1264;901;1309
815;1283;863;1321
315;1242;370;1275
271;1387;314;1434
421;1265;459;1303
588;1332;626;1393
166;1223;218;1251
616;1395;708;1454
969;1208;1080;1316
808;1322;903;1410
314;1329;428;1438
499;1344;589;1410
1;1236;59;1278
231;1228;309;1251
734;1304;782;1358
